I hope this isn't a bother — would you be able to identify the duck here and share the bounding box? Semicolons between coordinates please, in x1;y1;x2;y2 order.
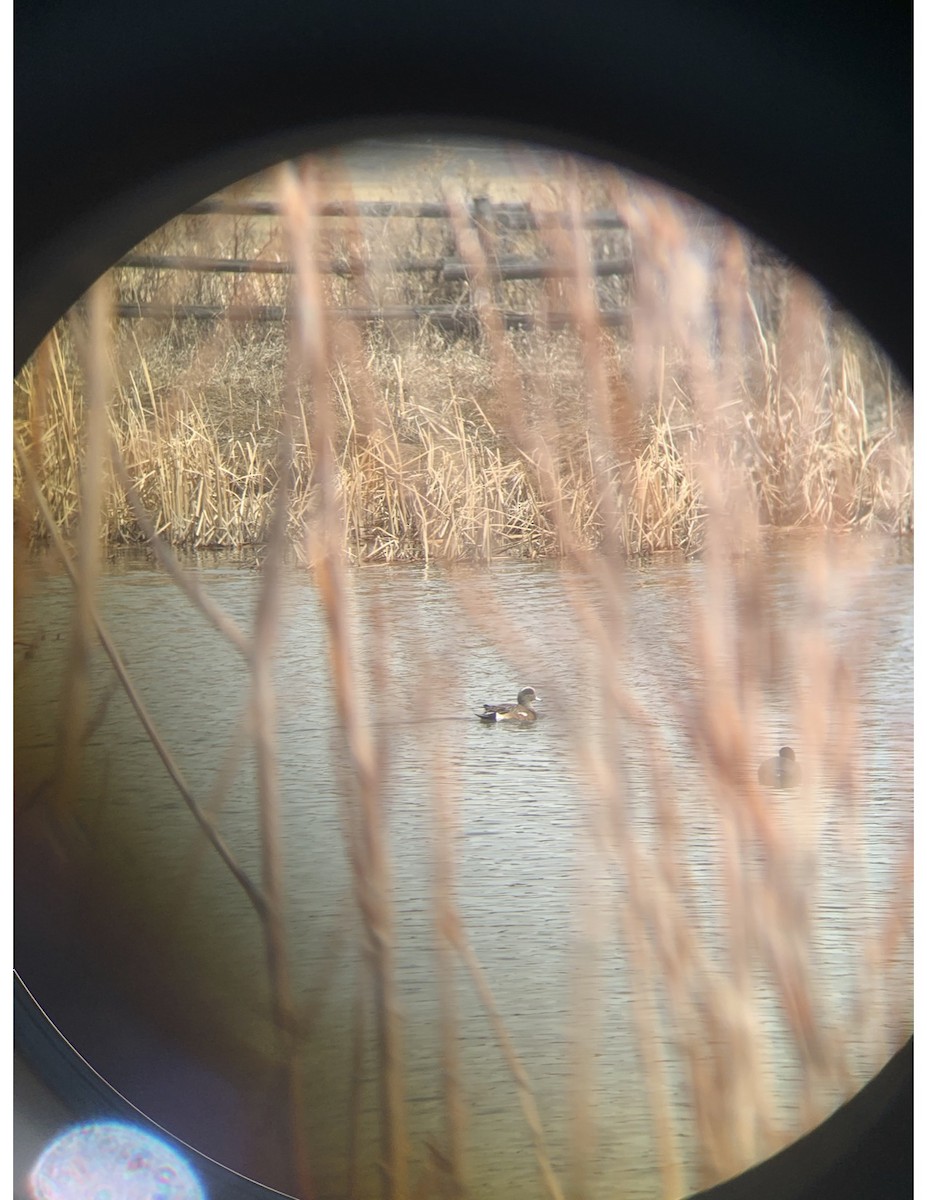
478;686;540;723
758;746;801;789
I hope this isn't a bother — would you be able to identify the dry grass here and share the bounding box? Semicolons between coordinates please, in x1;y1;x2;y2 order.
13;146;913;1200
13;322;911;566
13;146;912;563
14;139;912;556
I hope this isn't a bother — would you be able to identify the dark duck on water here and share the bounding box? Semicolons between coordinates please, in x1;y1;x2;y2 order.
477;686;540;724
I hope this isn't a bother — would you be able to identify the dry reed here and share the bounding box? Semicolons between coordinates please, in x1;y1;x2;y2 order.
13;153;911;565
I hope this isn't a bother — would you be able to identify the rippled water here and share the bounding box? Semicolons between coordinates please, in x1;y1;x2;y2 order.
14;541;913;1198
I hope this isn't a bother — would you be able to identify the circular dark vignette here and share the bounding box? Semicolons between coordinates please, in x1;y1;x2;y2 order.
14;2;912;1200
15;0;912;381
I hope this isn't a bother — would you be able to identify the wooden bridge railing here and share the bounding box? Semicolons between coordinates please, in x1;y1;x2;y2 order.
112;195;640;332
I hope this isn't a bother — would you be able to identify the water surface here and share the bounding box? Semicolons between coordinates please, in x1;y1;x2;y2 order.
14;541;913;1198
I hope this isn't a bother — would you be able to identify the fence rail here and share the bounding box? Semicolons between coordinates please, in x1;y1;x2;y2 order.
112;302;634;332
184;196;630;229
116;252;635;281
113;194;639;330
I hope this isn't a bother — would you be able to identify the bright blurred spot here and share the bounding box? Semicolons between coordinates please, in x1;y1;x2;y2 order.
29;1121;206;1200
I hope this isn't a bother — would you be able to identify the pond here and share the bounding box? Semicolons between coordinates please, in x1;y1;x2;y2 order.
13;539;913;1199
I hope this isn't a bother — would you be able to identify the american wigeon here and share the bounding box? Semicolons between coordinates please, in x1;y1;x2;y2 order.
758;746;801;789
478;686;540;723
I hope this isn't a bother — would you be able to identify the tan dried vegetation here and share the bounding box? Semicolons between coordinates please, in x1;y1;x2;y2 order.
13;155;911;565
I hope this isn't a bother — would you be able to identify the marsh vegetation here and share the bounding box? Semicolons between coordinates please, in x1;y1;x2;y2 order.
14;149;911;564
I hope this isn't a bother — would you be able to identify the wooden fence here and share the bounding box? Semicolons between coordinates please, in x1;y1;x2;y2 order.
112;195;639;334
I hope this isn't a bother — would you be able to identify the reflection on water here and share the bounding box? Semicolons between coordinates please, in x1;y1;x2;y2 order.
14;541;913;1199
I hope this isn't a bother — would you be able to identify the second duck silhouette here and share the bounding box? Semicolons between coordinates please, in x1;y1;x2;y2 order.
478;686;540;724
758;746;801;789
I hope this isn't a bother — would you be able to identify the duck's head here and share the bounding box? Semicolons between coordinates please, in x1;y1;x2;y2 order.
779;746;796;761
517;687;539;707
